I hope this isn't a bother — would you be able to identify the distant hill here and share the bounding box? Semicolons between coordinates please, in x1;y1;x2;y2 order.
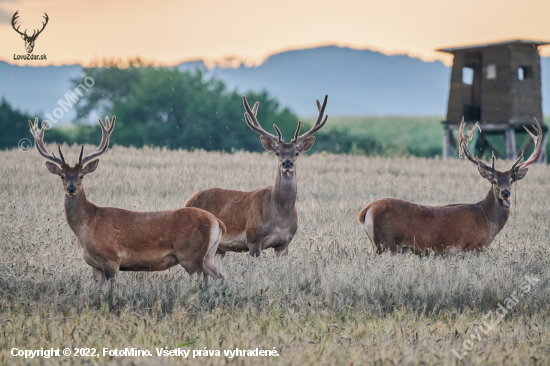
202;46;451;116
0;62;83;125
1;46;550;125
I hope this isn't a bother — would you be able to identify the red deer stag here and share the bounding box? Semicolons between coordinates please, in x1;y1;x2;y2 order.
29;117;225;283
358;118;542;254
185;95;329;257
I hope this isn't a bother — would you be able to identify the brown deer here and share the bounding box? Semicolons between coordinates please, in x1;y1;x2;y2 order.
29;117;225;283
185;95;329;257
12;11;49;53
358;118;543;255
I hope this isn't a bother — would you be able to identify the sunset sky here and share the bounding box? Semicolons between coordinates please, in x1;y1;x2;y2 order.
1;0;550;67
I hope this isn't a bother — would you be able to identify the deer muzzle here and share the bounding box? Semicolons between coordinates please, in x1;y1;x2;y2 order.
500;189;511;208
282;159;294;172
67;184;77;195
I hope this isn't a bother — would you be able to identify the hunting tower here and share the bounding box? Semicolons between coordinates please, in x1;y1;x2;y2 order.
439;40;548;162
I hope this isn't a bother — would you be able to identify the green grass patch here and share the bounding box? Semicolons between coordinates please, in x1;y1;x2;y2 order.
303;115;444;157
304;115;550;161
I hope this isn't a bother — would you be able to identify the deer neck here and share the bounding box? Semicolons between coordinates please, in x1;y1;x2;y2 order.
64;188;96;234
479;187;510;241
271;166;297;214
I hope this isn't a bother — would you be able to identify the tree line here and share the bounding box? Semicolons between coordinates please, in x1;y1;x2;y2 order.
0;60;382;155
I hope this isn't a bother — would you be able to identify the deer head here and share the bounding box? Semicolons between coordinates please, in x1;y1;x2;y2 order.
29;117;115;195
243;95;328;173
12;11;49;54
459;117;542;208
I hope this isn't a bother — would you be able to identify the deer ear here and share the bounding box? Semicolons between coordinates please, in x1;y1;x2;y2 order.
477;164;493;181
260;137;277;152
82;160;99;175
513;167;528;182
45;162;62;176
297;136;316;152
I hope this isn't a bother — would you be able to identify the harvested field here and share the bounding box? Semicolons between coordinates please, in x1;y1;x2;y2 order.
1;145;549;365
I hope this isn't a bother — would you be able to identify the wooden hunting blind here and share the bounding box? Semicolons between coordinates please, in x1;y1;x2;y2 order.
438;40;548;162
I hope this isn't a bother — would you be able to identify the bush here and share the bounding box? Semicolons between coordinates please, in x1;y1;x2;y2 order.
69;60;299;152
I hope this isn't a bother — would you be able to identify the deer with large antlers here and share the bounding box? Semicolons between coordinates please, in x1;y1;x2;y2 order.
30;117;225;283
185;95;329;257
12;11;49;53
358;118;543;254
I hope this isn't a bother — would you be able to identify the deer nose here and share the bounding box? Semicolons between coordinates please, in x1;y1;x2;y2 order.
67;185;76;194
282;159;293;168
501;189;510;199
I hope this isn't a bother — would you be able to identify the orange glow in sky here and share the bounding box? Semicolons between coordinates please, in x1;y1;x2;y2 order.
1;0;550;67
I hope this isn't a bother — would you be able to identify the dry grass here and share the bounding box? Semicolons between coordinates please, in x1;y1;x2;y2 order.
1;145;549;365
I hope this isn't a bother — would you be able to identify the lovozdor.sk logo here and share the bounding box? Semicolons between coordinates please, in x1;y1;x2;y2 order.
11;10;49;54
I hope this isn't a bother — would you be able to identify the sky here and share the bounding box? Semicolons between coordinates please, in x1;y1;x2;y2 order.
1;0;550;67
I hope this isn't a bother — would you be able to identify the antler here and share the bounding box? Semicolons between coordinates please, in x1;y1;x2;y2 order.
242;96;280;142
11;11;26;37
28;118;65;166
291;121;302;143
30;13;49;39
510;117;543;172
458;117;494;171
79;117;116;166
296;95;328;143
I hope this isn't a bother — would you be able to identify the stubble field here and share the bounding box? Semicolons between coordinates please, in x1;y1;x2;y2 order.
1;145;549;365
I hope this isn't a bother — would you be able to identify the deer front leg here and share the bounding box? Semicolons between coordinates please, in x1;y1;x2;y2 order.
247;241;262;257
92;267;106;285
92;262;119;285
273;240;291;257
103;262;119;281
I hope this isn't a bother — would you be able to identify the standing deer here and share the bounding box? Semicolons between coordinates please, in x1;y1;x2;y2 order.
185;95;329;257
30;117;225;283
358;118;543;254
12;11;49;53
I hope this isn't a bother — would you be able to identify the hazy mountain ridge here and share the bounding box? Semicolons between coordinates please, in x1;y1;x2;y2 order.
0;61;84;125
204;46;451;116
1;46;549;124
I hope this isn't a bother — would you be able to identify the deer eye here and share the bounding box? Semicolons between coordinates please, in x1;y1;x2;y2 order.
275;152;279;156
80;175;84;179
295;152;299;156
492;179;497;184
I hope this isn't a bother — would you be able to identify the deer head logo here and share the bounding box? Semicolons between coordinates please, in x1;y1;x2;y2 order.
11;11;49;54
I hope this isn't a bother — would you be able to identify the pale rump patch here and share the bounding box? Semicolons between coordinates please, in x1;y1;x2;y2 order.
362;208;375;248
204;220;222;275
